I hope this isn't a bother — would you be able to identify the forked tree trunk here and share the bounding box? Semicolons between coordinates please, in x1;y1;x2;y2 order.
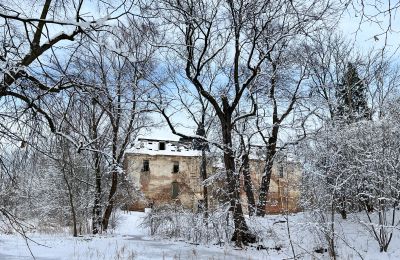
257;136;277;217
222;122;256;246
241;153;256;216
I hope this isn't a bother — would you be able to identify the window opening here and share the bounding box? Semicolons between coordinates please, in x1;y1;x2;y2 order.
279;165;284;178
159;142;166;150
172;161;179;173
171;182;179;199
142;160;150;172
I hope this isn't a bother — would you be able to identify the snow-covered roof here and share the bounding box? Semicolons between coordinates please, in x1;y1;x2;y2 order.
125;138;202;157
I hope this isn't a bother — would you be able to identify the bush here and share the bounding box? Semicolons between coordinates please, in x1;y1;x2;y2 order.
141;204;237;245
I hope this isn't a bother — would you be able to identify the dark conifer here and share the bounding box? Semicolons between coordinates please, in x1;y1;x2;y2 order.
336;63;370;123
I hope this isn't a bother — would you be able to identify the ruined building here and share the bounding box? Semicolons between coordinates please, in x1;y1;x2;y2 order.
124;138;301;214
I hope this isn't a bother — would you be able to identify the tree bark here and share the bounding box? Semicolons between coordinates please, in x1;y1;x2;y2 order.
102;170;118;231
241;153;256;216
90;100;103;234
257;134;277;217
200;149;209;219
339;195;347;219
63;168;77;237
222;119;256;246
92;154;102;234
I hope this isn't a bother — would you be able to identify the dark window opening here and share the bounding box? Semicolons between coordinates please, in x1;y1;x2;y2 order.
172;182;179;199
172;161;179;173
159;142;166;150
279;165;284;178
142;160;150;172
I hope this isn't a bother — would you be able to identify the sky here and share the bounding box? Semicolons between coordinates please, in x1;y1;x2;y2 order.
3;1;400;144
143;6;400;142
339;4;400;55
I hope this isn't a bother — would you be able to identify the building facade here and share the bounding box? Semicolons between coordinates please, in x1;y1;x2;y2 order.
124;138;301;214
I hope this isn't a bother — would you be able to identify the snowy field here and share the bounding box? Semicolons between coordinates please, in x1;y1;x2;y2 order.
1;211;400;259
0;212;267;260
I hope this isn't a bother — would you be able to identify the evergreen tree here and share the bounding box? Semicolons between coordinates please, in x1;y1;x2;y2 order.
334;63;370;219
336;63;370;122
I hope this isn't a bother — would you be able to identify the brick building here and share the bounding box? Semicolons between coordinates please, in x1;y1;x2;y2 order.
124;138;301;214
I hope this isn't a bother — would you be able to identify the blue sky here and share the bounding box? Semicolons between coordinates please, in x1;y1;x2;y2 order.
142;6;400;141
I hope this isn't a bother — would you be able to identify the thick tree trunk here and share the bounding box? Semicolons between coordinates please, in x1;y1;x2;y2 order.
102;171;118;231
256;160;273;217
241;153;256;216
257;136;277;217
222;121;256;246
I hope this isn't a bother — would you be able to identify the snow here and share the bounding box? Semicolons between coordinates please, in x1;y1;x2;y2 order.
2;211;400;259
125;139;202;157
0;212;263;259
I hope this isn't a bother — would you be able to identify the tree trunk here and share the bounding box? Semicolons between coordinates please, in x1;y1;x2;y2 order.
256;161;273;217
90;99;103;234
63;169;77;237
339;195;347;219
241;153;256;216
102;170;118;231
92;155;102;234
222;120;256;246
257;129;278;217
200;149;209;219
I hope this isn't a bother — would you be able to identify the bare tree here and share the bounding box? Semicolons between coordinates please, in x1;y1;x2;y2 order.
0;0;135;121
303;33;362;121
234;119;257;216
43;19;156;232
148;0;334;245
0;1;138;233
254;39;312;216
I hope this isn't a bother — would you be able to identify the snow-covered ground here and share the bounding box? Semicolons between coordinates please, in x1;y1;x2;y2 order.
1;211;400;259
0;212;268;259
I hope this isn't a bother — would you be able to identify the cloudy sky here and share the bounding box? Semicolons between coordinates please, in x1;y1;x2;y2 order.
142;4;400;142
